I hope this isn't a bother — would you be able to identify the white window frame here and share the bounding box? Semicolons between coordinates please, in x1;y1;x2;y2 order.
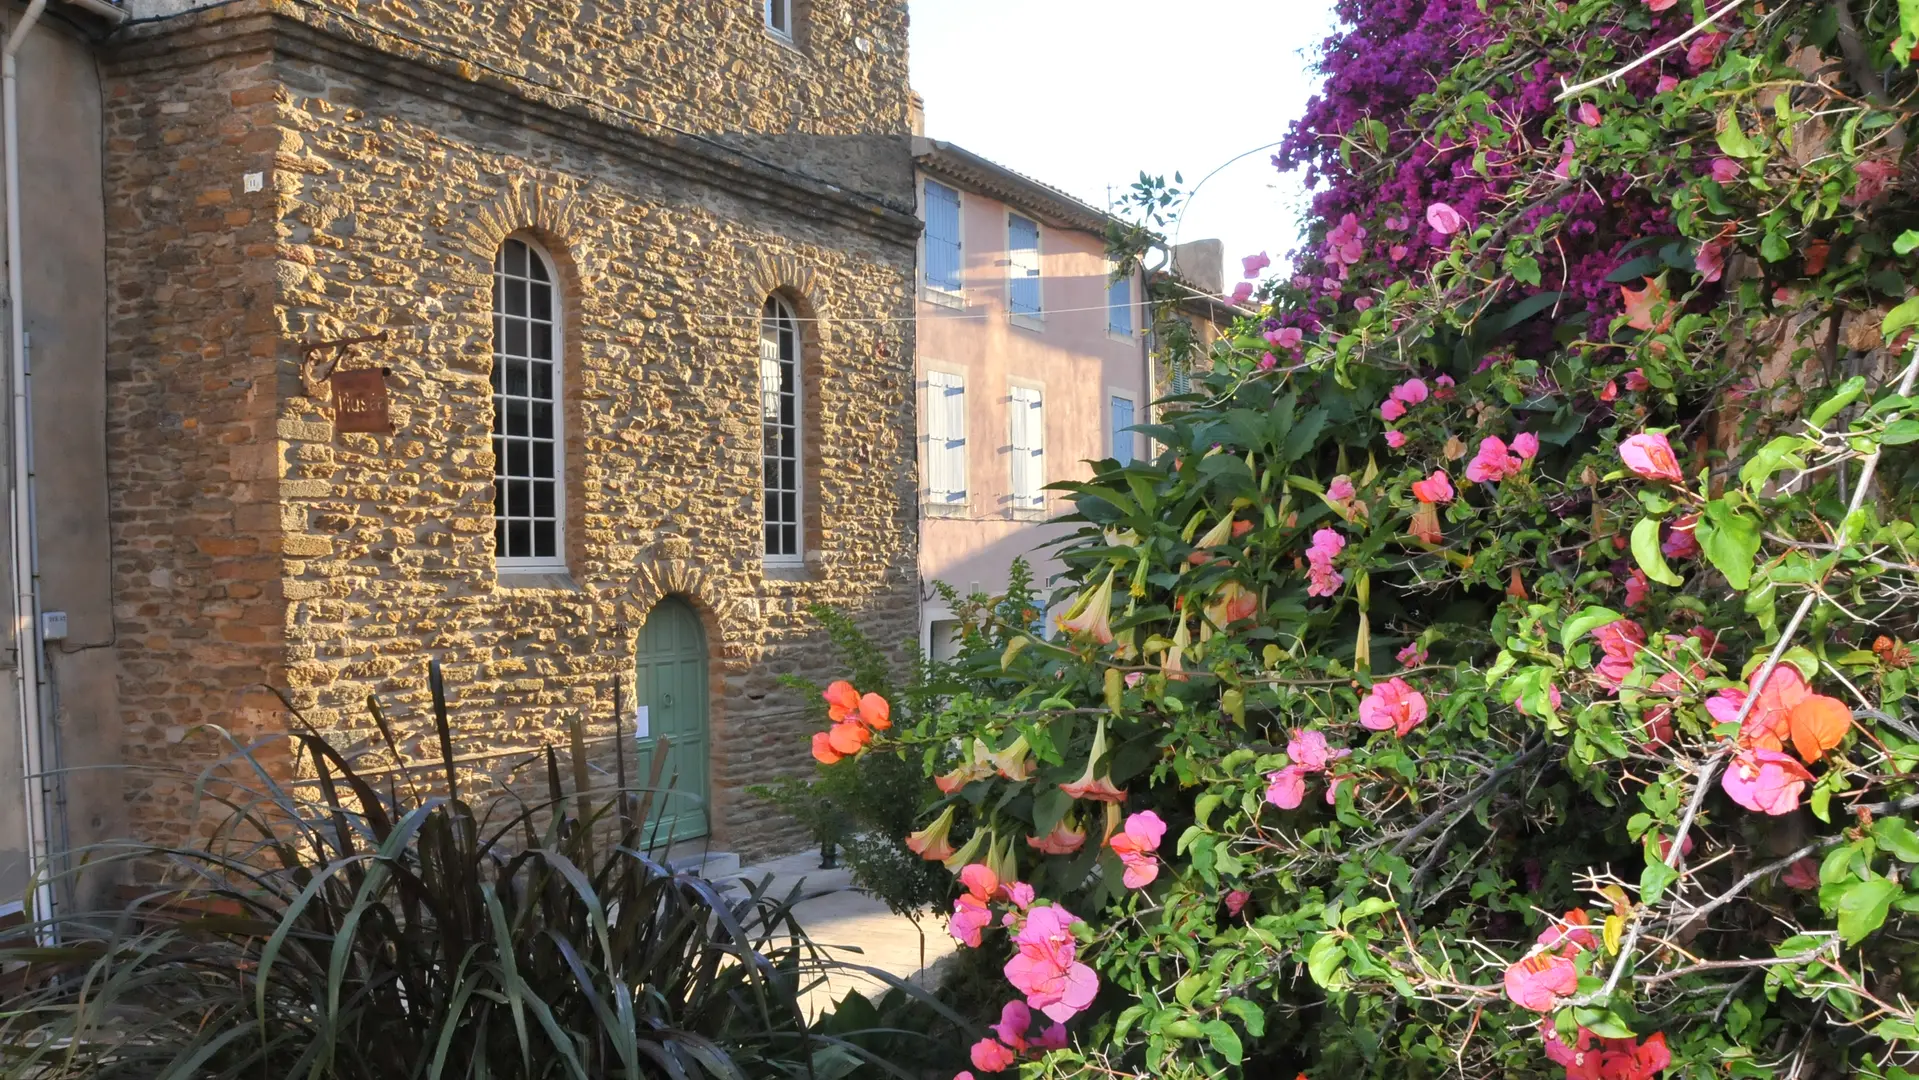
764;0;794;40
1007;382;1046;515
1109;388;1139;467
493;237;567;574
1107;267;1136;338
924;368;969;512
920;177;965;308
762;296;804;566
1007;213;1043;332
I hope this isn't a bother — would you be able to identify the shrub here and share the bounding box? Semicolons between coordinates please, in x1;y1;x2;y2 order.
0;662;955;1079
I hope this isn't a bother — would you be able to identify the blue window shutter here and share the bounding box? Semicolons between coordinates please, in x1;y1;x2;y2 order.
924;181;963;292
1108;276;1132;335
1111;396;1135;466
1008;215;1041;316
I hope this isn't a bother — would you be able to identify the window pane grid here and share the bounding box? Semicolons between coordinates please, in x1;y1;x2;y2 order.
493;239;562;566
762;298;802;560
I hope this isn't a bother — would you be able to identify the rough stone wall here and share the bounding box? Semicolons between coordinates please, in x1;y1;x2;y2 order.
103;43;293;841
103;6;921;859
125;0;916;203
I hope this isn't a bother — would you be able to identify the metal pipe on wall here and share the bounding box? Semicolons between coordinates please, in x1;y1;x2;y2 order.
3;0;54;930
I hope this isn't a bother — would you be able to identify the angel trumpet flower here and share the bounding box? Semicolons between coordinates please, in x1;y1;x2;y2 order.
942;825;990;871
990;734;1034;781
1057;568;1117;645
906;805;958;862
1059;716;1127;803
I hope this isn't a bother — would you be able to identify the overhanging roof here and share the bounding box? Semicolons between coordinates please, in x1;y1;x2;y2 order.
913;138;1116;236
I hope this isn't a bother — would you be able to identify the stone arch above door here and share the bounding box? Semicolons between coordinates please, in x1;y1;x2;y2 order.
628;555;756;667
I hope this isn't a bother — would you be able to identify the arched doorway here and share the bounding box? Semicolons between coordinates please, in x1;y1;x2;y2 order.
632;597;710;844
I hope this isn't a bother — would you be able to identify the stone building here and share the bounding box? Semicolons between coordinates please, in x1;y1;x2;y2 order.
4;0;925;910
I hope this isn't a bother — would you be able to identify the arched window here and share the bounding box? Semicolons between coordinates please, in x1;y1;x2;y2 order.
760;296;802;563
493;238;564;570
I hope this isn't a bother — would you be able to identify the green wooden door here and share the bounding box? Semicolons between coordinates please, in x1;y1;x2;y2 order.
633;598;710;844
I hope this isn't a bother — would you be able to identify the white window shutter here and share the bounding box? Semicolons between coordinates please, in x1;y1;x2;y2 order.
946;377;967;501
1026;391;1044;507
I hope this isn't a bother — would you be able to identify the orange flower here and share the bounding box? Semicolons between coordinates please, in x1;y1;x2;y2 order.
811;731;843;765
824;680;861;723
1787;694;1853;764
1059;716;1128;803
1204;580;1258;631
1027;815;1087;855
827;719;871;757
1409;503;1442;545
1620;276;1674;333
858;692;892;730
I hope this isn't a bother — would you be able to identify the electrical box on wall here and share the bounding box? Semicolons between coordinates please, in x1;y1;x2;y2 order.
40;611;66;642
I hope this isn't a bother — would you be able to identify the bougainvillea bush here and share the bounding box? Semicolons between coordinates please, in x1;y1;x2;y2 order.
824;1;1919;1077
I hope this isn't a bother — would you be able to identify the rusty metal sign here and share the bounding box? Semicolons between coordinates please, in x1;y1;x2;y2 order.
330;367;391;434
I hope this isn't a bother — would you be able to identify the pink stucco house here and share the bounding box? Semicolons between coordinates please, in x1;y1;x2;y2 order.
911;140;1153;655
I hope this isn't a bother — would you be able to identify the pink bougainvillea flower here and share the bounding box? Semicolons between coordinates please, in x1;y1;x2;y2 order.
1287;729;1349;772
1554;138;1577;180
1227;281;1255;306
1624;568;1651;609
1851;158;1898;205
1027;817;1087;855
951;893;993;948
1327;475;1356;501
1433;374;1456;399
1426;202;1466;236
990;1001;1034;1053
1723;664;1810;750
1723;747;1815;815
1384;430;1408;449
1591;619;1646;691
1264;765;1308;810
1397;642;1429;667
1465;436;1524;483
1266;326;1304;351
1004;905;1099;1023
1031;1023;1069;1052
1619;432;1685;483
1537;908;1598;955
1324;774;1349;804
1391;378;1429;406
1306;528;1346;598
1390;243;1410;261
1380;398;1408;422
1711;157;1743;184
1242;252;1271;279
1106;810;1167;889
1620;277;1673;333
1782;856;1820;891
1697;239;1730;284
1577;102;1601;127
1687;31;1727;71
1625;369;1652;392
1360;677;1428;737
1657;74;1681;93
1354;296;1374;311
907;806;958;862
1224;889;1251;916
959;862;1000;902
1504;951;1579;1012
1654;831;1696;865
969;1036;1017;1073
1661;515;1700;560
1411;469;1455;504
1599;380;1620;403
1512;432;1539;460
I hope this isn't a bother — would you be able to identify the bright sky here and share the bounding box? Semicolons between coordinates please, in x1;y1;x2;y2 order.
908;0;1340;280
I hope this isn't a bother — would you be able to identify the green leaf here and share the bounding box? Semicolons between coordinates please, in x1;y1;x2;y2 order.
1760;229;1790;263
1874;817;1919;863
1561;607;1625;650
1202;1019;1245;1065
1897;230;1919;257
1716;110;1759;158
1698;500;1762;590
1221;997;1266;1038
1307;933;1347;989
1641;853;1681;905
1883;420;1919;446
1631;517;1685;587
1884;296;1919;344
1809;376;1868;428
1837;876;1901;945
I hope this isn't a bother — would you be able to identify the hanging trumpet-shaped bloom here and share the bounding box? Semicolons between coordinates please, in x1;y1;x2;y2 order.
989;734;1035;782
937;739;999;794
1059;716;1127;803
942;825;989;871
906;805;958;862
1058;568;1117;645
1189;516;1238;565
1408;503;1443;546
1204;580;1259;631
1163;615;1191;682
1027;815;1087;855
